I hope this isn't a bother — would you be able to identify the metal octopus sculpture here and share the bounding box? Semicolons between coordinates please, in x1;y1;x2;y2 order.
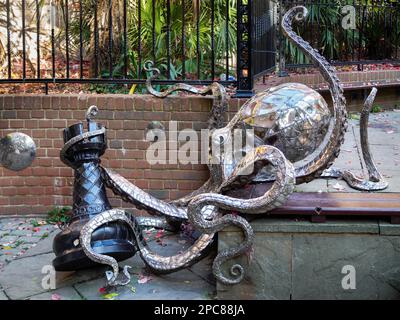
74;6;387;287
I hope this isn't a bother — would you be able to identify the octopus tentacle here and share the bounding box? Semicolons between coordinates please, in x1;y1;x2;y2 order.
136;216;180;232
102;167;188;220
322;88;388;191
187;145;295;284
80;209;217;286
281;6;348;184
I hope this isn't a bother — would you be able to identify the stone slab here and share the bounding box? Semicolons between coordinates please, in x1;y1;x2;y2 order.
295;179;328;193
0;253;55;299
0;290;8;300
379;222;400;236
217;232;292;300
189;252;217;286
0;236;19;245
18;236;43;244
16;231;56;258
26;286;82;300
225;219;380;234
218;219;400;300
74;268;214;300
376;170;400;193
292;235;400;300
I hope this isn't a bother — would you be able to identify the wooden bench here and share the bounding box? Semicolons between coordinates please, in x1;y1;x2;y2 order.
226;183;400;224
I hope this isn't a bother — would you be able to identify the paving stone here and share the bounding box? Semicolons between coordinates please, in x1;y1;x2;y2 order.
0;290;8;300
74;268;214;300
18;236;43;244
0;236;19;245
0;231;9;237
327;177;362;193
26;286;82;300
0;248;23;257
9;230;34;237
295;179;328;193
0;255;12;264
189;251;217;285
376;170;400;193
17;231;56;258
0;253;55;299
352;112;400;146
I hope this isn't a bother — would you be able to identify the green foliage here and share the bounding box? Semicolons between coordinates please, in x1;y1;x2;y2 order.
63;0;237;93
46;206;71;226
127;0;237;80
371;105;382;113
284;0;399;65
30;219;40;227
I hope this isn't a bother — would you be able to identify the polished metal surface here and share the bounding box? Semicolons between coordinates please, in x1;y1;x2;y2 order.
240;82;331;163
0;132;36;171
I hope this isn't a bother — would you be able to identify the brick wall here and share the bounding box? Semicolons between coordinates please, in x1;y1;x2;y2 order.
0;94;245;215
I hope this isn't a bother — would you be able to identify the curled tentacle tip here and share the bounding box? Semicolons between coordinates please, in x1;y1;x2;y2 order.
215;264;245;285
369;87;378;97
144;60;154;71
230;264;244;278
86;105;99;122
123;265;132;276
293;6;308;21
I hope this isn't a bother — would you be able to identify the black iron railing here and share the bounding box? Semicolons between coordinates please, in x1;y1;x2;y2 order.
277;0;400;72
0;1;399;95
253;0;400;78
0;0;253;94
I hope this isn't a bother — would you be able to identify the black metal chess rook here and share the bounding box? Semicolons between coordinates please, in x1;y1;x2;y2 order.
52;112;136;271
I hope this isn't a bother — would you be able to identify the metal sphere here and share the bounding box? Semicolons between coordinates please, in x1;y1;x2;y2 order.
240;83;331;163
0;132;36;171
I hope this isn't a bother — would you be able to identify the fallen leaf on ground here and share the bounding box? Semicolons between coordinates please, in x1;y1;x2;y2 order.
98;287;107;294
103;293;119;300
138;275;153;284
155;230;164;239
51;293;61;300
332;182;345;191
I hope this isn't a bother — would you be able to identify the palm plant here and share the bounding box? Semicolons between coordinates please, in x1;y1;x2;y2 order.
126;0;237;80
59;0;236;84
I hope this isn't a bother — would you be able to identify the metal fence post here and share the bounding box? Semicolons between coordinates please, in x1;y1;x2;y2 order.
235;0;254;98
276;0;288;77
